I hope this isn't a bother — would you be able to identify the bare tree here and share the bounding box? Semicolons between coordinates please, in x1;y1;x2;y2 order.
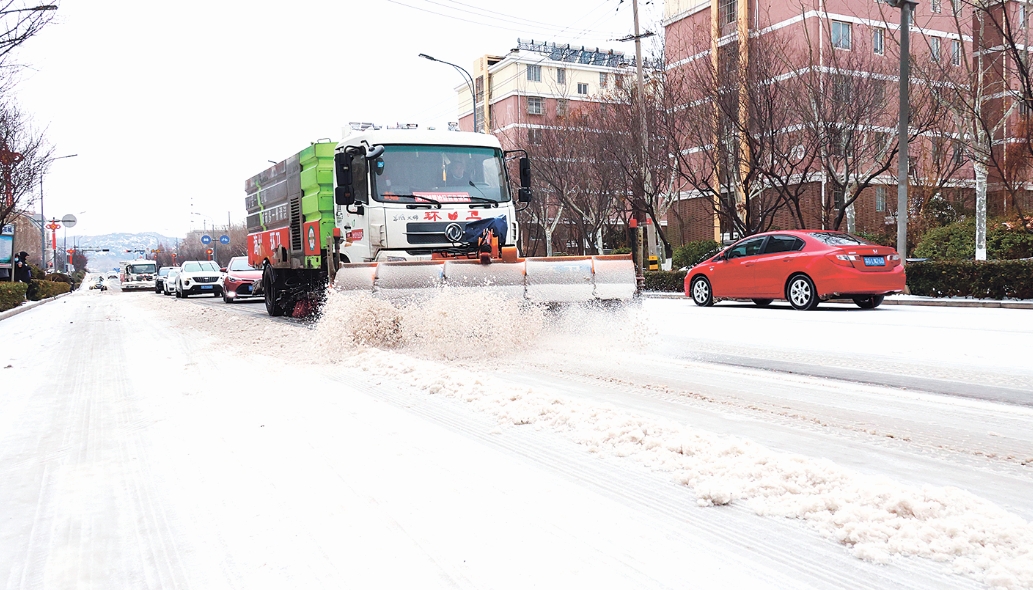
0;1;56;66
0;100;51;230
665;23;809;240
597;72;678;255
921;0;1023;259
529;110;626;254
798;14;950;234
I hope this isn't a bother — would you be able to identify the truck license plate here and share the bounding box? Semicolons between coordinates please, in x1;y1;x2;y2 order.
864;256;885;266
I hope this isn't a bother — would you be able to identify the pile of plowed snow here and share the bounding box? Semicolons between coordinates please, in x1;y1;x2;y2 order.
309;293;1033;589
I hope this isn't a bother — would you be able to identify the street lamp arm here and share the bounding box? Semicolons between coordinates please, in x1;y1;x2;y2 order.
419;53;479;132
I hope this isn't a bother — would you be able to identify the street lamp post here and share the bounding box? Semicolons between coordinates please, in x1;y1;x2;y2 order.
40;153;77;270
419;53;479;133
888;0;918;263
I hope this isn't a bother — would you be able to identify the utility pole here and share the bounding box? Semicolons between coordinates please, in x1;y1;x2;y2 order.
617;0;655;289
890;0;918;263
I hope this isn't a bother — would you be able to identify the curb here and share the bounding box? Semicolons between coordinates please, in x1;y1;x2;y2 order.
0;291;74;322
882;297;1033;309
641;291;1033;309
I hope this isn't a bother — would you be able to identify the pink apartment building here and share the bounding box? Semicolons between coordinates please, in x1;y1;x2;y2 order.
661;0;1029;246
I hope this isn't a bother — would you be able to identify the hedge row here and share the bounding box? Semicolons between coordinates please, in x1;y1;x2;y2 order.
0;282;28;312
27;279;71;301
906;260;1033;300
643;261;1033;300
644;270;687;292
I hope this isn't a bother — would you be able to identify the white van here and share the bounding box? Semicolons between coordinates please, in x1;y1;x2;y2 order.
120;259;157;291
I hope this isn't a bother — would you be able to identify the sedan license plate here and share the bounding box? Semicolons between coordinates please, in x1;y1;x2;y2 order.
863;256;885;267
201;285;213;289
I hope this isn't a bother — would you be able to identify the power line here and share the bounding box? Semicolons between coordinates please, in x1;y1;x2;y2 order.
383;0;624;39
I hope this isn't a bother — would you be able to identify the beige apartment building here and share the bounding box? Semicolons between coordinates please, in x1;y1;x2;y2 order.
457;39;640;151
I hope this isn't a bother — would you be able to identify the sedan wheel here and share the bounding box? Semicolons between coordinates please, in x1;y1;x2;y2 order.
690;276;714;307
786;275;819;310
853;295;885;309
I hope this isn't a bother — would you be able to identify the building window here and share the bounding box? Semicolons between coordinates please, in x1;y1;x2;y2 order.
527;64;542;82
952;142;964;165
931;0;941;13
557;98;569;117
556;67;566;84
952;39;961;65
873;27;885;55
930;37;941;62
599;72;608;87
875;186;886;212
832;74;853;103
577;82;589;95
952;0;960;13
832;21;852;50
833;187;846;209
719;0;737;25
932;137;944;162
527;96;544;115
528;128;543;145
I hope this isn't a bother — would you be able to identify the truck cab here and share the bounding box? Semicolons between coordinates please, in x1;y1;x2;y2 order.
332;129;525;263
119;259;157;291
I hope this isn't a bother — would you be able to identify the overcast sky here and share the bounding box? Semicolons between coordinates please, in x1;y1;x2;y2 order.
16;0;663;239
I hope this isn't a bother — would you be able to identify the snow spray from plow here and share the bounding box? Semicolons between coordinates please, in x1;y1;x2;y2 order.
333;255;637;303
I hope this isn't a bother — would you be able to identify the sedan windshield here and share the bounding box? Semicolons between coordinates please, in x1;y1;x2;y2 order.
807;232;873;246
372;144;510;204
228;258;259;272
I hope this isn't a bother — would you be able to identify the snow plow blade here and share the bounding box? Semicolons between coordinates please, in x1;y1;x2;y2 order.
333;255;637;302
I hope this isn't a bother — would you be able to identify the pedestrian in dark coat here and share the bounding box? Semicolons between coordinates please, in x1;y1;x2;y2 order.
13;251;31;283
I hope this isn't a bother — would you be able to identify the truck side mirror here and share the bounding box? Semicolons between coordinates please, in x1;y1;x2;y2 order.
519;157;532;188
518;187;533;203
334;152;354;206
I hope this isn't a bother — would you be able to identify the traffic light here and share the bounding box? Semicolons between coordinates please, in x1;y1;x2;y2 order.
206;248;213;260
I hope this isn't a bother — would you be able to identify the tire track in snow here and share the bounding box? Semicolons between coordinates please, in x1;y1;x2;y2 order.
326;367;979;590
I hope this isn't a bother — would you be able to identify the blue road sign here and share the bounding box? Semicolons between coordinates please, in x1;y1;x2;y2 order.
200;234;212;245
219;234;230;245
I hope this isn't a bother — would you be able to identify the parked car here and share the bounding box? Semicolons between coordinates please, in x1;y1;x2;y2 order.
221;256;263;303
155;266;177;293
684;231;904;310
163;268;181;296
176;260;223;298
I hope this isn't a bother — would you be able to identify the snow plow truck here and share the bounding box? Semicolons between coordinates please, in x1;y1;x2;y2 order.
246;125;636;317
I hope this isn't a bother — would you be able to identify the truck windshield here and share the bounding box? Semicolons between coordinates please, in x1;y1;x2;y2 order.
371;145;510;204
129;264;155;274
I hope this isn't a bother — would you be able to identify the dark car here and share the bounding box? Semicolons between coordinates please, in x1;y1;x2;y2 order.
222;256;263;303
155;266;176;293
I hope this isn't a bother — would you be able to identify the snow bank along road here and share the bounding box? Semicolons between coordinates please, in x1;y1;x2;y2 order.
1;286;1031;589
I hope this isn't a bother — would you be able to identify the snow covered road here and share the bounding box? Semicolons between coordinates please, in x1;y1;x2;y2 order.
1;288;1030;588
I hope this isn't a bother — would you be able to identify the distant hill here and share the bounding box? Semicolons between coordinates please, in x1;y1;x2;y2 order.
71;232;179;272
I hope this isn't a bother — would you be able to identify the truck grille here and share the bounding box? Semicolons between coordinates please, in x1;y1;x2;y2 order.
404;221;468;245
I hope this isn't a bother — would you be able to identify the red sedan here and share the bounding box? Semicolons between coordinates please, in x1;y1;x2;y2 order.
222;256;263;303
684;231;905;310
